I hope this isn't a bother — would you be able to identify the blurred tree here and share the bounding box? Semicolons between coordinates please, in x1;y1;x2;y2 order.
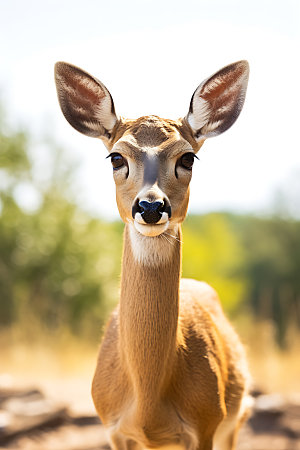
182;213;300;347
236;215;300;347
0;110;122;340
0;115;31;325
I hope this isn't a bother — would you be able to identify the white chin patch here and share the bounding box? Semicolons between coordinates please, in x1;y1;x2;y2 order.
128;221;180;266
133;212;169;237
134;220;169;237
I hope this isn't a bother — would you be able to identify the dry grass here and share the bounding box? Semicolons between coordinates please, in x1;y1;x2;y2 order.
0;329;99;415
235;317;300;394
1;318;300;416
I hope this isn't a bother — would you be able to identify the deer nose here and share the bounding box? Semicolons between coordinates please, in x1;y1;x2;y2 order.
139;201;163;224
132;199;172;224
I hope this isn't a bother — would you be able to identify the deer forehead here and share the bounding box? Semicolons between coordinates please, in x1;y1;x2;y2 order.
111;116;193;162
123;115;181;146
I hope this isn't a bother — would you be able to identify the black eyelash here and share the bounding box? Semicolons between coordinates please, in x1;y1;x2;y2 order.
175;152;198;178
106;152;129;178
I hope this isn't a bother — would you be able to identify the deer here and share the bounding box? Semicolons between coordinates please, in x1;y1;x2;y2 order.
55;60;252;450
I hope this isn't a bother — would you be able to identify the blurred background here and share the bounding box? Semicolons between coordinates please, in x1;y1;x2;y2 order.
0;0;300;448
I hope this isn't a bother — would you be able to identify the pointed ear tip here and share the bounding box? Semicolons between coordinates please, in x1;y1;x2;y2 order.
54;61;66;78
236;60;250;74
241;59;249;68
55;61;80;78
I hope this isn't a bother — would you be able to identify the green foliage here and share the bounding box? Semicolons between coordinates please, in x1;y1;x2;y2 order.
183;213;300;347
235;215;300;347
0;113;122;340
182;214;247;313
0;129;30;177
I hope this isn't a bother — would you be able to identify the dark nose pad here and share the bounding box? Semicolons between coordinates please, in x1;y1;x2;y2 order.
132;199;172;224
139;201;163;224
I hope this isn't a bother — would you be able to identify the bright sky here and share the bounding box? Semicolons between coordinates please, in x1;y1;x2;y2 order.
1;0;299;218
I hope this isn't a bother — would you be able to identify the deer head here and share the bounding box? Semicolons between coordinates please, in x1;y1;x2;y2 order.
55;61;249;237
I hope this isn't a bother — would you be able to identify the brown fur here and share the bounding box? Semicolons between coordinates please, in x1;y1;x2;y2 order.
92;225;250;450
54;60;251;450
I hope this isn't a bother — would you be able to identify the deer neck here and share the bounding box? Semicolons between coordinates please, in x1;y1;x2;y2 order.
120;223;182;415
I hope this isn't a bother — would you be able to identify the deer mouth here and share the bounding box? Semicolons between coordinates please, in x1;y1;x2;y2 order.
133;212;169;237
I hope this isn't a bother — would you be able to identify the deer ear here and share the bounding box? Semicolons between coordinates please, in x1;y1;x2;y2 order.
54;62;118;139
186;60;249;140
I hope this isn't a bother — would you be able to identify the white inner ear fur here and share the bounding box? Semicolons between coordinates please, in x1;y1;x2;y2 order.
201;119;222;135
128;223;179;267
95;96;117;132
188;96;211;131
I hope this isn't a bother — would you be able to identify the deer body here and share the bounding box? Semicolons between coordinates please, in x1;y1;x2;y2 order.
55;61;251;450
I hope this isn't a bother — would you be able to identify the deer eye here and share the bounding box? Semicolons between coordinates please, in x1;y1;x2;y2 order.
179;153;196;170
109;153;125;170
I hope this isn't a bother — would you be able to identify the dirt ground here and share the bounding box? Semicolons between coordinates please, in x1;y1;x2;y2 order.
0;376;299;450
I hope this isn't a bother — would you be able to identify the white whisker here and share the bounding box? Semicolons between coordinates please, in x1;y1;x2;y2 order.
160;233;174;246
164;232;183;244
